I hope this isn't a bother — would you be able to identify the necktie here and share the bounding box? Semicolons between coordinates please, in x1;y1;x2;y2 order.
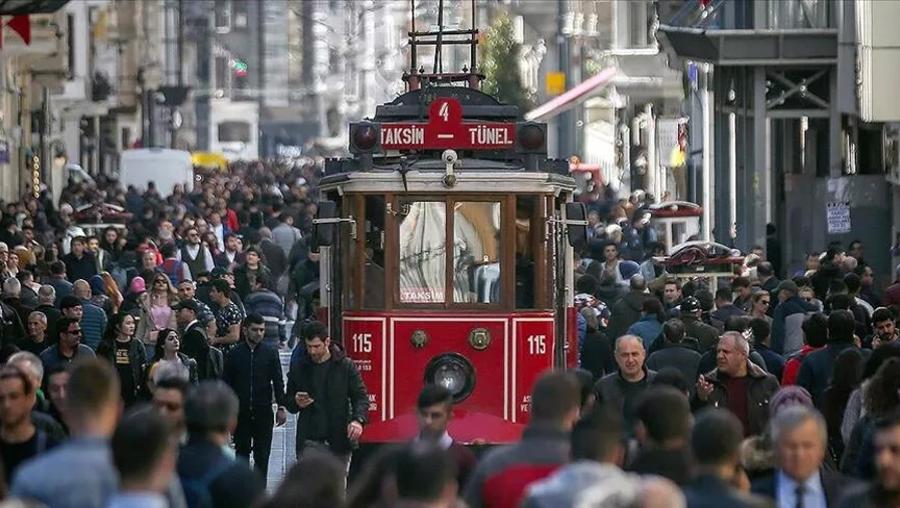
795;484;806;508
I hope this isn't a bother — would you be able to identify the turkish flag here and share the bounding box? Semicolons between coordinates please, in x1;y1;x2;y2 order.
8;15;30;45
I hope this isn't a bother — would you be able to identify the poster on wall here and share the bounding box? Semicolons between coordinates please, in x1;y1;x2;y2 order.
826;201;851;234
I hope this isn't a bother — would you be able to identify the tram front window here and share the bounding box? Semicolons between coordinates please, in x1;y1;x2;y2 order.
453;202;501;304
399;201;446;303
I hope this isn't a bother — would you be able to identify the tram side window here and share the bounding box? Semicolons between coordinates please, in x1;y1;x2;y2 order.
453;202;501;304
363;196;386;309
342;197;357;309
398;202;446;304
516;196;538;309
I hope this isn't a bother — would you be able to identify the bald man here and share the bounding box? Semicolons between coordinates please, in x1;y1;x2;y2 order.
592;335;657;431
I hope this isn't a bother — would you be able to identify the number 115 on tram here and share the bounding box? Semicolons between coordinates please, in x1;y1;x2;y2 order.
313;88;587;445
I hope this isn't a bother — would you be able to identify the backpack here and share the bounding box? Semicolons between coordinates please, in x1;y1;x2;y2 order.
162;258;184;286
181;456;233;508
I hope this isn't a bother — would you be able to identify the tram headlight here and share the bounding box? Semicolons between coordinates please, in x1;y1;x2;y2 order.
424;353;475;403
350;122;381;154
516;122;546;153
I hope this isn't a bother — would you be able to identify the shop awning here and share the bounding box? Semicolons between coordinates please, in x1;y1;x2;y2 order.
524;67;618;122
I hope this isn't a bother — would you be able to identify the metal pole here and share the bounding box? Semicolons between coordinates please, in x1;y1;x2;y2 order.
557;0;571;159
701;63;713;242
729;111;737;241
646;103;657;199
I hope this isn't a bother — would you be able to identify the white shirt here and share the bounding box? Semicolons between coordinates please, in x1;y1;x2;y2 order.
776;470;826;508
415;430;453;450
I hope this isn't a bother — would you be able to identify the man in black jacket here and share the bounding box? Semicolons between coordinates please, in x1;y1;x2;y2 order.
223;313;287;481
175;300;221;380
646;319;702;386
285;320;369;467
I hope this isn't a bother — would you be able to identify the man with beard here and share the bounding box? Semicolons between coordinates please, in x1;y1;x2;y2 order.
178;227;215;281
838;411;900;508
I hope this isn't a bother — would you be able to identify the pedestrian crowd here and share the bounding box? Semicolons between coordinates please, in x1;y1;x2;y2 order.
0;165;898;508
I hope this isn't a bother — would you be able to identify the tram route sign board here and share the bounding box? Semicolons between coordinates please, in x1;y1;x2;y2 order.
826;201;851;234
380;97;516;151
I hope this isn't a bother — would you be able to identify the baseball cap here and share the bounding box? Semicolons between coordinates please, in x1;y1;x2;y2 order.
776;280;799;294
681;296;701;314
172;299;200;314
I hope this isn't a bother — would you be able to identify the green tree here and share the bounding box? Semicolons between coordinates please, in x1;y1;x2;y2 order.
480;12;533;112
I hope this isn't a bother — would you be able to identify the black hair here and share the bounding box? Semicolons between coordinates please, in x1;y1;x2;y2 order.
394;443;457;503
873;307;896;325
691;408;744;467
663;319;685;344
210;278;230;295
724;315;751;333
160;243;177;258
757;262;774;277
844;273;862;294
802;313;829;348
636;387;691;444
155;375;189;395
827;310;856;343
651;368;690;394
301;321;329;342
575;274;598;295
715;287;732;302
242;313;265;328
731;276;751;289
112;405;175;484
417;384;453;410
642;297;666;322
749;318;771;345
571;406;623;461
530;371;581;423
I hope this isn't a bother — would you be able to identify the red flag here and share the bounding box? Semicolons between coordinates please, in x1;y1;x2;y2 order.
8;15;30;45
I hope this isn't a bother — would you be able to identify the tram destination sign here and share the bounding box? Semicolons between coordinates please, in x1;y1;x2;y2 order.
380;97;516;151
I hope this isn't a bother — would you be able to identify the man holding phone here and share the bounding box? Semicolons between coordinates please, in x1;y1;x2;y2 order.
285;320;369;469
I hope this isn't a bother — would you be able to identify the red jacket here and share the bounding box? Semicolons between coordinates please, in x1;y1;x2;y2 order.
781;345;822;385
462;425;569;508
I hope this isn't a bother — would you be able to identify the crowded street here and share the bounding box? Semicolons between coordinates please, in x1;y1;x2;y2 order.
2;0;900;508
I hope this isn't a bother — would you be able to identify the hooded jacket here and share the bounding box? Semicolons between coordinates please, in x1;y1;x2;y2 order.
285;345;369;455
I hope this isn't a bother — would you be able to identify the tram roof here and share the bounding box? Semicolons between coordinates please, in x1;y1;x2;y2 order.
318;159;576;196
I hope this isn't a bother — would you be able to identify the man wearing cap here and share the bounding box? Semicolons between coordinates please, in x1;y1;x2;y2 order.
772;280;818;356
680;296;721;353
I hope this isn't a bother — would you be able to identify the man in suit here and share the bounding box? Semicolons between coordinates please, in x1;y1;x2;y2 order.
752;406;857;508
175;300;221;380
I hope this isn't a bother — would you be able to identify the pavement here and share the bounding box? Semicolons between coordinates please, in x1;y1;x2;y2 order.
246;351;297;492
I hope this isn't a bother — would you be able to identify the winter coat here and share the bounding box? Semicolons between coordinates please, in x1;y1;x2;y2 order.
693;361;780;436
607;290;646;341
772;296;818;355
285;345;369;455
626;315;663;350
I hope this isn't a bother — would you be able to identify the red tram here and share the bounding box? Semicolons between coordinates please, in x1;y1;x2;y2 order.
312;15;585;446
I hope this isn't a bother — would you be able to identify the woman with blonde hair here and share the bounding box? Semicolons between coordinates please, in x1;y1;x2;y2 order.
136;273;179;357
100;271;124;313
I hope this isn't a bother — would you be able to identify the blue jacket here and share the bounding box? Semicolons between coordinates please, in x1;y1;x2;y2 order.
79;300;108;351
627;315;663;350
772;296;818;355
11;437;117;508
243;289;285;346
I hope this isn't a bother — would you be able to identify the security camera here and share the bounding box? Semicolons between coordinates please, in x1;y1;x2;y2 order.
442;150;458;164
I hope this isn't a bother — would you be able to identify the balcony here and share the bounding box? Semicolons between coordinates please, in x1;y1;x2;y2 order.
657;0;838;66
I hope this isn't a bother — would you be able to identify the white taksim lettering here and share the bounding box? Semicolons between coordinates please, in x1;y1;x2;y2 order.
382;126;425;146
468;125;512;146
